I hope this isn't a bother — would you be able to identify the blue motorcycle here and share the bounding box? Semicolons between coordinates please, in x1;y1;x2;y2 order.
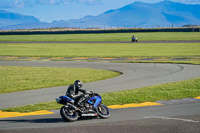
56;91;111;122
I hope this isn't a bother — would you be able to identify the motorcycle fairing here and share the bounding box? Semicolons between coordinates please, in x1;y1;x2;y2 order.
57;96;75;104
88;95;102;108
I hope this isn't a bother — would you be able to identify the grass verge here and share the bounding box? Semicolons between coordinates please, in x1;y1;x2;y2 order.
0;43;200;57
0;32;200;42
102;78;200;105
3;78;200;112
0;66;120;94
1;56;199;65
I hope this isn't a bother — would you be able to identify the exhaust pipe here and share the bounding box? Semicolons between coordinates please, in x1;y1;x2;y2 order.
81;113;98;117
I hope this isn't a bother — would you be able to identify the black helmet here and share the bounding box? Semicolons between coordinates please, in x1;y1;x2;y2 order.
74;80;83;88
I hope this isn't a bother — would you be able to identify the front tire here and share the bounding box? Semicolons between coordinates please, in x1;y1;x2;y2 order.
60;106;79;122
96;104;111;119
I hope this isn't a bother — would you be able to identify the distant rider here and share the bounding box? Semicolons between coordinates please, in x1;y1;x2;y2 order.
66;80;86;107
132;35;138;42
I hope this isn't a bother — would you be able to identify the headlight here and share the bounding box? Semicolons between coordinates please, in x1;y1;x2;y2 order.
56;97;61;103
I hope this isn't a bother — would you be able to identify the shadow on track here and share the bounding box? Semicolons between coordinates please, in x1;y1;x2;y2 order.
0;116;99;124
0;118;64;123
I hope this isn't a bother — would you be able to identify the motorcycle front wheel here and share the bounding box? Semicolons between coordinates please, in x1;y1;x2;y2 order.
60;106;79;122
96;104;111;119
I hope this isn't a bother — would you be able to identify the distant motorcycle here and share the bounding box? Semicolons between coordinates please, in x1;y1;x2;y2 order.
56;91;111;122
132;36;138;42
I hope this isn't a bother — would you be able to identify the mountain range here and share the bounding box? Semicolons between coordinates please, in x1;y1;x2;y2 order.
0;0;200;30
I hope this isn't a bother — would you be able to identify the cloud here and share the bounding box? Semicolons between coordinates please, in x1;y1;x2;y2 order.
0;0;25;8
34;0;71;5
0;0;34;8
76;0;102;5
14;0;24;8
34;0;101;5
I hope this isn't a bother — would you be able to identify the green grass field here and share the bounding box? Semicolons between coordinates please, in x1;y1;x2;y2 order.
0;66;120;94
0;32;200;42
0;43;200;58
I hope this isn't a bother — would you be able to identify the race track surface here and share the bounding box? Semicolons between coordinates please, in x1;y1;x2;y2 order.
0;61;200;132
0;103;200;132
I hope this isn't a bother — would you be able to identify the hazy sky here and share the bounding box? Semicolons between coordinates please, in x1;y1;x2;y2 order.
0;0;200;22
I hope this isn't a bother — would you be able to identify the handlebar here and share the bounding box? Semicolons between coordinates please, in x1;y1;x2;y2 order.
84;91;97;97
85;91;93;95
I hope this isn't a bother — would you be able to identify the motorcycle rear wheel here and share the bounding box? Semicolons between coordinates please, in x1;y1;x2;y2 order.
60;106;79;122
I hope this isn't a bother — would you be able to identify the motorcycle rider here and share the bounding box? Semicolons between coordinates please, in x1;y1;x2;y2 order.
66;80;86;107
132;35;138;42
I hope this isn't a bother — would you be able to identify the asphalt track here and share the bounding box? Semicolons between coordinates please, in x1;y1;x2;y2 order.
0;61;200;132
0;103;200;132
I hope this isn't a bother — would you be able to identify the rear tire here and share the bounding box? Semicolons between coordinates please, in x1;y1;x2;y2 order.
60;106;79;122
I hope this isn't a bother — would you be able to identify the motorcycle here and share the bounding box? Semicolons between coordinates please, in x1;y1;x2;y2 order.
132;36;138;42
56;91;111;122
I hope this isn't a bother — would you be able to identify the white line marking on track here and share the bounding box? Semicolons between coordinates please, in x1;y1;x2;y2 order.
144;116;199;123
